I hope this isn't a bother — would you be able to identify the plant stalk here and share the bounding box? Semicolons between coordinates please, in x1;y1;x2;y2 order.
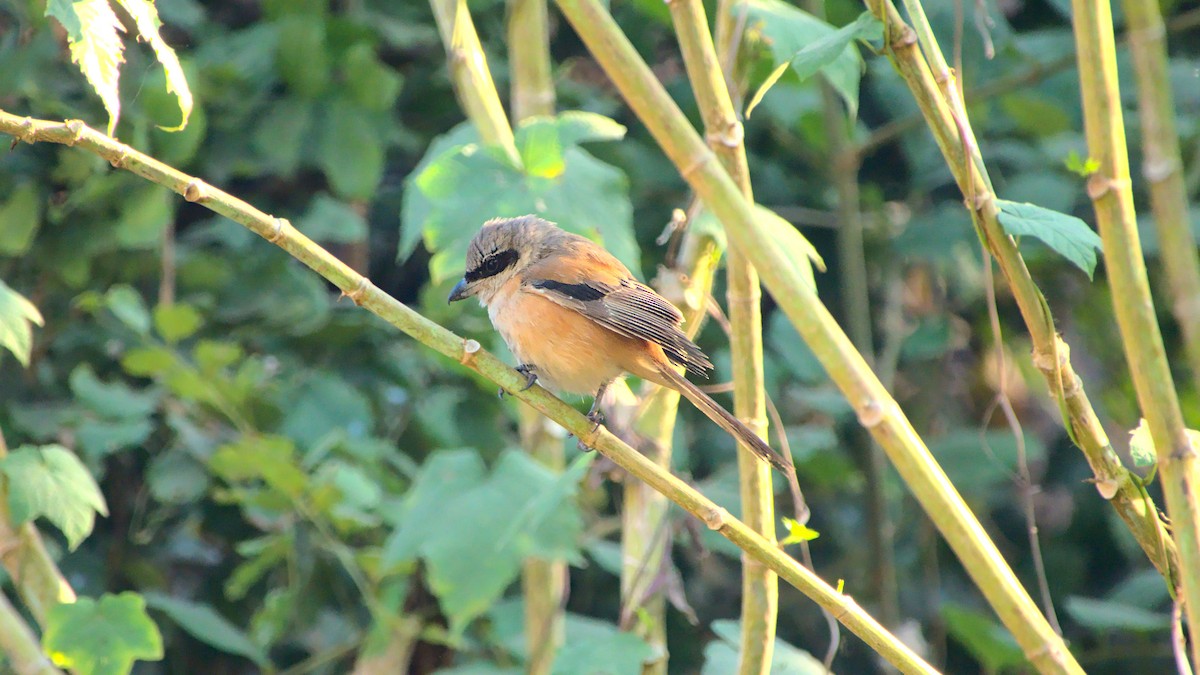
864;0;1179;589
0;110;941;675
508;0;556;120
1069;0;1200;663
0;591;62;675
546;1;1082;670
669;0;777;671
1121;0;1200;394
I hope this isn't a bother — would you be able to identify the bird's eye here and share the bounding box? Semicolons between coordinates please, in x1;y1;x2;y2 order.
484;257;500;273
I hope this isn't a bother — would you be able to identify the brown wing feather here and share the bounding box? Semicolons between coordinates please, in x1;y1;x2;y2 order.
523;248;712;377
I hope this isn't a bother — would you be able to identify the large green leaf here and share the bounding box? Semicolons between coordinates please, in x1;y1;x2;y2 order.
734;0;868;116
112;0;193;130
43;593;164;675
0;183;43;255
69;363;159;419
0;279;43;366
702;619;826;674
383;450;591;633
0;444;108;550
1064;596;1170;633
941;604;1024;673
400;112;638;283
995;200;1103;279
746;11;883;118
209;435;308;498
143;592;270;667
45;0;125;135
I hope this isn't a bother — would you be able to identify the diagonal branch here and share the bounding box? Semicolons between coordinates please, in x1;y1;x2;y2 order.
0;110;937;675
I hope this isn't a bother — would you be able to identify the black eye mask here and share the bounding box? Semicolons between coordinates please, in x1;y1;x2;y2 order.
465;248;518;282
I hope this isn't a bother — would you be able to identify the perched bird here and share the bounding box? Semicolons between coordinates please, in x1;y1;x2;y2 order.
447;215;788;471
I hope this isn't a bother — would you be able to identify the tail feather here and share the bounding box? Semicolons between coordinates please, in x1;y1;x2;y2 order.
656;365;789;472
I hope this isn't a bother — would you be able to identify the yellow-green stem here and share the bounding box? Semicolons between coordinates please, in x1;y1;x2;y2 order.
429;0;521;165
865;0;1179;588
669;0;777;672
1122;0;1200;394
0;110;939;675
1069;0;1200;663
548;1;1081;670
508;0;556;120
0;591;62;675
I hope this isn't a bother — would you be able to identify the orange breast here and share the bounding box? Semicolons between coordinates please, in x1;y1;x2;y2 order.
487;286;642;394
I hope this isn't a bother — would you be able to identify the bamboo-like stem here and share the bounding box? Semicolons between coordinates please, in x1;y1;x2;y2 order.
1069;0;1200;663
351;616;421;675
508;0;556;120
0;427;76;626
864;0;1179;588
517;406;566;675
1122;0;1200;393
430;0;521;165
0;591;62;675
547;1;1082;670
0;111;940;675
669;1;777;672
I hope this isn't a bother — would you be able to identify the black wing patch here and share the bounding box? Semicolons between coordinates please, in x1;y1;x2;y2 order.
529;277;713;378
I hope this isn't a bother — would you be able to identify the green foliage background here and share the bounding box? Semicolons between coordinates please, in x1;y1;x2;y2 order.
1;0;1199;672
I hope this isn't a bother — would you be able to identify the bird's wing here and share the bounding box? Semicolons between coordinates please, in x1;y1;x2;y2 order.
522;244;713;377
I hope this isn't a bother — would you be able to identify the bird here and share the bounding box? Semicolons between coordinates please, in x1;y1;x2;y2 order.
447;214;788;472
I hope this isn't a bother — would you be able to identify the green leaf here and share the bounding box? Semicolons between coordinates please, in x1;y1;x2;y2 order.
279;372;374;447
702;619;827;675
102;284;152;334
143;592;270;667
0;279;44;367
735;0;868;116
121;346;178;377
941;604;1024;673
153;303;203;344
931;430;1046;498
112;0;193;130
0;444;108;550
995;200;1103;279
115;185;174;249
298;194;368;243
342;42;403;112
384;450;589;633
0;183;44;255
46;0;125;135
1064;150;1100;177
43;593;164;675
146;451;208;504
318;99;385;199
76;417;154;459
779;517;820;545
274;14;330;98
746;12;882;118
551;622;653;674
755;205;824;290
401;113;638;283
69;364;159;419
210;435;307;498
1064;596;1170;633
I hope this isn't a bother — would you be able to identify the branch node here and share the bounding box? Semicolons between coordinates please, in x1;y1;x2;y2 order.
1094;477;1119;500
65;119;86;145
184;180;210;203
892;24;918;51
679;151;714;180
967;190;994;213
268;218;289;244
706;121;744;148
459;339;481;365
342;277;374;307
1142;157;1179;183
701;505;729;531
1086;173;1129;200
108;144;130;169
17;117;36;144
857;400;885;428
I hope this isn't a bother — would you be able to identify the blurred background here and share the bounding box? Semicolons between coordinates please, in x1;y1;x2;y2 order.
1;0;1198;672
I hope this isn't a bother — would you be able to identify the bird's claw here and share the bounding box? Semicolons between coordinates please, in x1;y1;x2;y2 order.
498;364;539;398
577;410;605;452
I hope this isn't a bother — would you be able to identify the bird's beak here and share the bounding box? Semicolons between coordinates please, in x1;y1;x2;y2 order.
447;278;469;303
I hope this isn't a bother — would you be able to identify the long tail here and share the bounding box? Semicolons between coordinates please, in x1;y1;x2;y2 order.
655;365;789;472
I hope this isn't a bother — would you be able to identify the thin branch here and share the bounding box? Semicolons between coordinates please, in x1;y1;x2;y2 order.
0;591;62;675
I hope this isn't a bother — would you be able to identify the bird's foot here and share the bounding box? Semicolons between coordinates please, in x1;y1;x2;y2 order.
498;364;539;398
577;409;606;452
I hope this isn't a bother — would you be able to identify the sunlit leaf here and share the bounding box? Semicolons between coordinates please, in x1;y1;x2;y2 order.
43;593;163;675
113;0;193;130
996;200;1103;279
0;279;44;367
779;517;820;545
1129;418;1155;467
153;303;203;344
210;435;307;498
46;0;125;135
0;444;108;550
0;183;44;255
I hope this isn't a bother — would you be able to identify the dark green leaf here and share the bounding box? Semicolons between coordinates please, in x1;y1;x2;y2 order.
69;364;159;419
318;98;384;199
274;14;330;98
298;194;368;243
146;451;209;504
0;182;43;255
43;593;164;675
76;417;154;459
0;279;43;367
1064;596;1170;633
115;185;174;249
941;604;1024;673
702;619;827;675
103;285;152;335
143;592;270;667
210;435;307;498
342;42;403;112
995;200;1103;278
279;372;374;447
0;444;108;550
